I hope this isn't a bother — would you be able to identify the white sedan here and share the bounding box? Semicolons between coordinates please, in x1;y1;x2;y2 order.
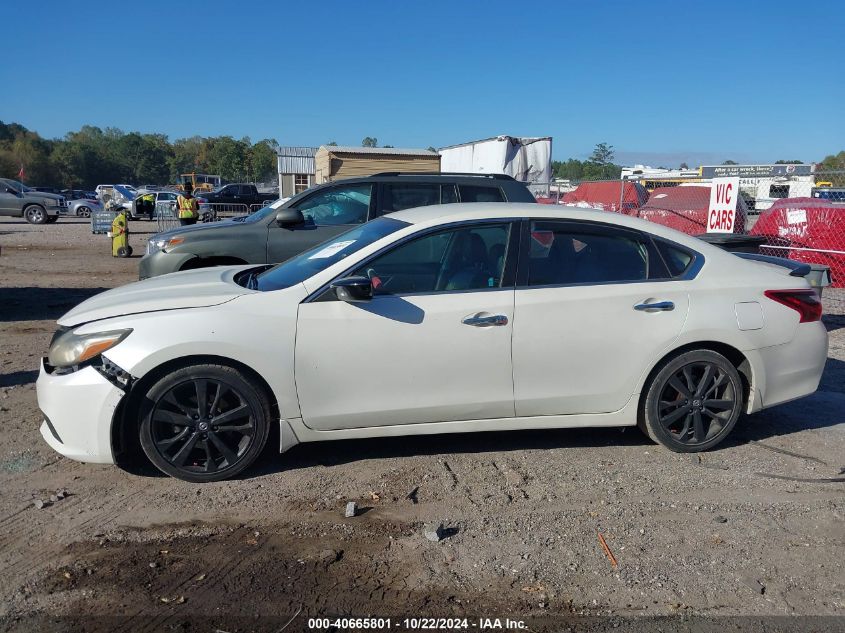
36;204;828;482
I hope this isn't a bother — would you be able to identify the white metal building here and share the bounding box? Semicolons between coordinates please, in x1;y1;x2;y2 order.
277;147;317;198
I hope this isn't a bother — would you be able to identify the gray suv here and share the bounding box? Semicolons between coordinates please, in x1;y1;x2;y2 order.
139;172;536;279
0;179;68;224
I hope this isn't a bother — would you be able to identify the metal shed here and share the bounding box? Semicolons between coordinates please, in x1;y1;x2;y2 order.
314;146;441;184
277;147;317;198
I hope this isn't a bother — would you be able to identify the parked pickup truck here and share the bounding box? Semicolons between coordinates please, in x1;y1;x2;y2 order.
0;178;68;224
199;184;278;208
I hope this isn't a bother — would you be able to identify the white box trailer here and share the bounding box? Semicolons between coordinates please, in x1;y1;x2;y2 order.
439;136;552;197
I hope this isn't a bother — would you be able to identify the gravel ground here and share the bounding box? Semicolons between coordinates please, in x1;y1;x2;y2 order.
0;217;843;632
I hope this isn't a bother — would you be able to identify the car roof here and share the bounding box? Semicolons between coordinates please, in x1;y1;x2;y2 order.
386;202;725;253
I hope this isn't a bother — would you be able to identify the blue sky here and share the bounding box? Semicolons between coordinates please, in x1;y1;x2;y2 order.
2;0;843;166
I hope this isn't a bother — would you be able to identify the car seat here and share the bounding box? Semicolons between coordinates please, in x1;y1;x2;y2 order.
440;233;492;291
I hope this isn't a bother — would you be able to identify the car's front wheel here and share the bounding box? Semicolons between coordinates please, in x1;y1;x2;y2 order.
640;350;743;452
77;206;92;218
24;205;47;225
138;364;272;482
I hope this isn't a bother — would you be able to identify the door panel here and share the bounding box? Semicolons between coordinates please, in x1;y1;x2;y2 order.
295;290;516;430
512;284;689;416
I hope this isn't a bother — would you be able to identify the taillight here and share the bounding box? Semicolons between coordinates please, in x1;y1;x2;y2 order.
764;289;823;323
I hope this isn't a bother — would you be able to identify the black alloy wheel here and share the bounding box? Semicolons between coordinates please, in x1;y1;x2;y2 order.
139;364;271;482
641;350;743;452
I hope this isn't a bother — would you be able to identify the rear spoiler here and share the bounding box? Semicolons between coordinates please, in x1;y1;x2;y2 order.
734;253;811;277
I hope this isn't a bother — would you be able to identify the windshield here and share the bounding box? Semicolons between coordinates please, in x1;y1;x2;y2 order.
3;179;31;192
230;197;288;223
251;217;410;291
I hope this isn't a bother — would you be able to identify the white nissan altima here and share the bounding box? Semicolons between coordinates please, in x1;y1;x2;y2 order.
37;203;828;482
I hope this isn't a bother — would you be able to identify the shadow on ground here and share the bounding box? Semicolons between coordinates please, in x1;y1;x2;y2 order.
0;370;39;388
1;287;110;322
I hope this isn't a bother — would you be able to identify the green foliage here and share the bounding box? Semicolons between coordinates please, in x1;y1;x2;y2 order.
361;137;378;148
721;160;738;165
817;151;845;171
552;142;621;182
775;159;803;164
0;120;281;188
589;142;614;165
326;141;338;146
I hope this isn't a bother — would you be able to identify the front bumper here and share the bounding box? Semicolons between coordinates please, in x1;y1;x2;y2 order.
138;249;197;280
36;358;125;464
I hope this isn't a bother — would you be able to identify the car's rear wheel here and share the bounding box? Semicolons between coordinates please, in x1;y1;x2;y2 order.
24;205;47;225
139;364;271;482
640;350;743;452
77;206;92;218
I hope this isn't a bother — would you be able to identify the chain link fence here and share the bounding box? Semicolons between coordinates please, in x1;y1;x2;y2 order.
532;170;845;316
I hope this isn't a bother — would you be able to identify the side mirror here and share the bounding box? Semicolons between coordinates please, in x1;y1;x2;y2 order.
275;208;305;227
331;276;373;302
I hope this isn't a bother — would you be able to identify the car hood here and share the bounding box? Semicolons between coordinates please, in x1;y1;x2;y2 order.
152;217;248;241
58;265;255;327
31;191;64;202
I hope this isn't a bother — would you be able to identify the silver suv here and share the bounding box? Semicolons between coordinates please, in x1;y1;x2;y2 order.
0;179;68;224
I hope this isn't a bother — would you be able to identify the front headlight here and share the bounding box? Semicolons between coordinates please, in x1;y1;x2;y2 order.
148;236;184;254
47;329;132;368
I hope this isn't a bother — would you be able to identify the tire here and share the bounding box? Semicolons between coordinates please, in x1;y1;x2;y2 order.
138;364;272;482
116;246;131;258
77;206;91;218
24;205;47;225
639;350;743;453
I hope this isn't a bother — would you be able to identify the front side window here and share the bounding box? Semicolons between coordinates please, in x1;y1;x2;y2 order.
254;217;409;291
351;223;512;295
459;184;505;203
527;221;650;286
382;183;440;212
297;183;372;225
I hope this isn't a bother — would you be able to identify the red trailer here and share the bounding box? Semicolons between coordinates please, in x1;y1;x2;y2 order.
750;197;845;287
632;186;748;235
561;181;648;212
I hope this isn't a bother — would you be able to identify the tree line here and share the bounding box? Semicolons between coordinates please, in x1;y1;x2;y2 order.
4;123;842;189
0;121;279;189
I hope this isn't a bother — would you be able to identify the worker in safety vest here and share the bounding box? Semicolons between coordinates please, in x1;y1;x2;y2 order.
176;186;199;226
139;192;156;221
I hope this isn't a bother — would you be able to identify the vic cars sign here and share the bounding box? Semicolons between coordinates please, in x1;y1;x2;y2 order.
707;177;740;233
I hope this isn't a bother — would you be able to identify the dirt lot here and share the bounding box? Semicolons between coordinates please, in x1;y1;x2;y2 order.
0;217;843;632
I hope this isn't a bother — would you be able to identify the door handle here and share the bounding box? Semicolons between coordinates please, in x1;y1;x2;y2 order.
462;313;509;327
634;300;675;312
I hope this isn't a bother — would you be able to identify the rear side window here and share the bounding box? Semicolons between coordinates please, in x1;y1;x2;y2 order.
656;241;693;277
382;183;440;212
459;185;504;203
526;221;650;286
441;184;458;204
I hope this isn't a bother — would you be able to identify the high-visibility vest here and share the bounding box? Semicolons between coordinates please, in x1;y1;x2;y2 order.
177;195;199;219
